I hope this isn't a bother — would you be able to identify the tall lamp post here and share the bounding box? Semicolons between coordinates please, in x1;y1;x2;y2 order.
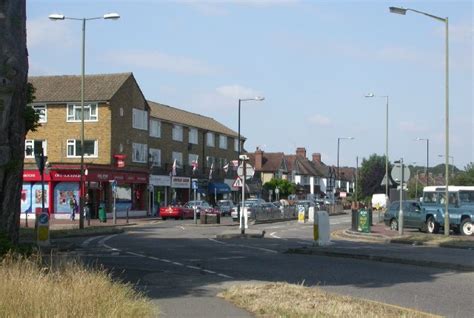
49;12;120;229
390;6;449;235
415;137;430;186
237;96;264;235
365;93;389;199
336;137;354;196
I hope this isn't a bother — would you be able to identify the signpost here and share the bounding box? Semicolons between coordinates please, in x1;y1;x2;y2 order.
238;156;252;234
37;211;50;247
110;180;117;225
391;159;408;235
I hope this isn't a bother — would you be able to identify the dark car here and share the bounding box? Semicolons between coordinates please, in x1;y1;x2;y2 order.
384;200;424;231
217;200;234;216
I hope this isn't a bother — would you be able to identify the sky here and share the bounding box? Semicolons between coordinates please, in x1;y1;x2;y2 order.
27;0;473;170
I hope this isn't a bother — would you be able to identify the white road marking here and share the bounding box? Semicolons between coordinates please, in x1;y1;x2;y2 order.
172;262;183;266
81;235;103;248
186;265;201;270
161;259;171;263
208;238;226;244
178;226;185;230
127;251;146;257
203;269;216;274
217;273;233;278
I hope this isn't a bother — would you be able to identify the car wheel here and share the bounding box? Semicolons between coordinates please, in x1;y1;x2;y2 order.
390;218;398;231
460;218;473;236
426;216;440;234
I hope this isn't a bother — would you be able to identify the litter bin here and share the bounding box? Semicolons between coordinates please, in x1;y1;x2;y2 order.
357;209;371;233
98;207;107;223
351;209;358;231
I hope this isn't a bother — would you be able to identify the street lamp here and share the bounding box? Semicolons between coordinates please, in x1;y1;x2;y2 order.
237;96;264;235
415;138;430;186
336;137;354;192
49;12;120;229
365;93;389;199
390;6;449;235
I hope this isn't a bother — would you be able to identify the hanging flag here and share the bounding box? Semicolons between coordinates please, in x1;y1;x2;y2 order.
209;162;214;180
231;160;239;171
171;159;177;176
192;157;199;174
223;162;229;174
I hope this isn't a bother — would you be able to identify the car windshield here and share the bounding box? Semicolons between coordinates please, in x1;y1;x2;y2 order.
218;201;231;206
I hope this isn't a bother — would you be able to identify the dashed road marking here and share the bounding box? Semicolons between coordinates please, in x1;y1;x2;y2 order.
81;235;104;248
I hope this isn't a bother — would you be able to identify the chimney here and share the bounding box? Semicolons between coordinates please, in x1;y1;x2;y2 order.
255;147;263;170
312;153;321;164
296;147;306;158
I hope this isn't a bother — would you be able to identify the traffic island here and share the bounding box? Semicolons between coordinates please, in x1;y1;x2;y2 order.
215;229;266;239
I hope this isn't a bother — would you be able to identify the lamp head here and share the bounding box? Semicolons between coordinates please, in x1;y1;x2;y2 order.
104;12;120;20
389;6;407;15
49;13;65;20
254;96;265;101
365;93;375;98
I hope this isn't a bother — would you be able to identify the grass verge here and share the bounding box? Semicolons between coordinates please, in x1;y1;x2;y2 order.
0;253;156;317
391;234;474;248
219;282;439;318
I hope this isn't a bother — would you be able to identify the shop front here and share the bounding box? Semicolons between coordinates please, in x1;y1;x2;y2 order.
171;176;191;205
149;175;172;216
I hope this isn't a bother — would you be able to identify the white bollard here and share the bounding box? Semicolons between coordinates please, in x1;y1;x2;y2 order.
313;211;330;246
308;206;315;223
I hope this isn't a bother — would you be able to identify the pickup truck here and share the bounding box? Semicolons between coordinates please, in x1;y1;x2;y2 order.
384;196;473;236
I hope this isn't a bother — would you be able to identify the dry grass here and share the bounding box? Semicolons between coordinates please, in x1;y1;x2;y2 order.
219;282;440;318
0;253;156;317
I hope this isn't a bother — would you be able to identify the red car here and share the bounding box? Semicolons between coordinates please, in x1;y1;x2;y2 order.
160;204;194;220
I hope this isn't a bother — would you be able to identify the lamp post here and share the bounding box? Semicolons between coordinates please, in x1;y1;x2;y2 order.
389;5;449;235
336;137;354;205
237;96;264;235
365;93;389;199
415;138;430;186
49;12;120;229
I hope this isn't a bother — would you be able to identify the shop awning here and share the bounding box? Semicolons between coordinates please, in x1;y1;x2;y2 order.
208;182;231;194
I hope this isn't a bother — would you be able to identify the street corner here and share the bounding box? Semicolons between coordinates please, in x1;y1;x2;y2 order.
215;229;266;240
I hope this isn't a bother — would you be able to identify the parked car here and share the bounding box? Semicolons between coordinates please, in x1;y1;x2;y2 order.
160;203;194;220
217;200;234;216
231;198;266;221
186;200;219;217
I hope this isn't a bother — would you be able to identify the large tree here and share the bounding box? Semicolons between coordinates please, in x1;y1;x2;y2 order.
452;163;474;186
356;154;391;201
0;0;28;244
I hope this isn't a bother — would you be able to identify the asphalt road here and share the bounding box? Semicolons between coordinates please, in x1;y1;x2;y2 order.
71;215;474;318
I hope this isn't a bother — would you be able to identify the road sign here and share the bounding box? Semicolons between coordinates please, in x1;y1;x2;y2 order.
237;164;254;179
191;178;198;190
232;176;243;188
37;212;50;246
391;164;410;184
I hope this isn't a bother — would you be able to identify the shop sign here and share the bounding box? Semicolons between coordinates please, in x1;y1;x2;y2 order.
171;176;190;188
150;175;172;186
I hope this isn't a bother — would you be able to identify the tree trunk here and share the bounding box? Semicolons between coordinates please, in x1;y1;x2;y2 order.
0;0;28;244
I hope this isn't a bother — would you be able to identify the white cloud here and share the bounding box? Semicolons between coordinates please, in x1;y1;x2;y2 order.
308;114;331;126
27;17;75;49
105;50;217;76
216;84;262;100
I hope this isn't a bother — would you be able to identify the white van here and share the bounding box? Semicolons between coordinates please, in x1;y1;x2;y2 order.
371;193;389;210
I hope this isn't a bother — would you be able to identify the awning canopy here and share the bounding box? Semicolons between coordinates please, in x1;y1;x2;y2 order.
209;182;231;194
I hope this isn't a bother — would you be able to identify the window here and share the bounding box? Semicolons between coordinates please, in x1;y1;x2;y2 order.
172;152;183;165
172;125;183;141
132;143;147;163
67;103;98;121
25;139;47;158
206;132;215;147
31;105;47;123
189;153;199;166
132;108;148;130
67;139;98;157
149;119;161;138
149;148;161;167
189;128;198;144
219;135;227;149
234;138;239;152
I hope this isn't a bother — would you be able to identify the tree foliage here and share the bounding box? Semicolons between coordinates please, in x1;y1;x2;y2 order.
452;163;474;186
263;178;295;198
356;154;391;201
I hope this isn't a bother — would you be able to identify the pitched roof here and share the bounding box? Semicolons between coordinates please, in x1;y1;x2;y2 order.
28;73;133;103
148;100;239;137
285;155;324;177
248;152;286;172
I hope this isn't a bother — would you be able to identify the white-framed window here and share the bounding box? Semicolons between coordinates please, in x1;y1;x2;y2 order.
219;135;227;149
172;151;183;165
189;128;198;144
31;104;47;123
188;153;199;166
132;108;148;130
25;139;47;158
172;124;183;141
149;119;161;138
234;138;239;152
67;103;98;122
67;139;98;157
206;132;215;147
132;143;147;163
149;148;161;167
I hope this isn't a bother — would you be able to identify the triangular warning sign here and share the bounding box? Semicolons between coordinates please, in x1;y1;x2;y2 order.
232;176;243;187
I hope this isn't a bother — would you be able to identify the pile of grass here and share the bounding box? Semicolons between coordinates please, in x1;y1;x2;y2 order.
219;282;438;318
0;253;156;317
